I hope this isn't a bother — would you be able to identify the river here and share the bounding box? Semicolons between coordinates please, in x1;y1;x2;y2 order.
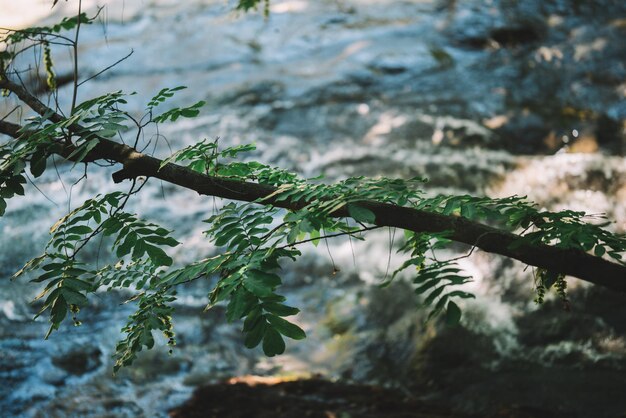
0;0;625;416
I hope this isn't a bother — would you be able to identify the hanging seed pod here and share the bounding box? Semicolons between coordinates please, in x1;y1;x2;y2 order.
43;41;57;91
264;0;270;17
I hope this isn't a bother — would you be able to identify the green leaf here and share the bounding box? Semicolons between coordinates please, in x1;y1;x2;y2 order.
427;294;449;322
180;108;200;118
214;227;244;247
423;285;446;306
142;235;179;247
309;229;321;247
132;240;146;259
116;232;138;257
104;193;122;207
262;327;285;356
66;139;99;166
286;226;300;245
243;306;262;331
243;269;281;297
414;278;441;295
226;287;257;322
262;302;299;317
266;314;306;340
30;151;47;178
442;199;459;215
61;288;88;307
42;262;65;272
7;177;25;195
542;270;560;289
244;316;266;349
46;295;67;339
347;204;376;223
145;244;173;267
143;332;155;349
445;301;462;326
66;225;93;235
33;279;62;299
594;245;606;257
63;277;94;292
446;290;475;299
153;227;171;237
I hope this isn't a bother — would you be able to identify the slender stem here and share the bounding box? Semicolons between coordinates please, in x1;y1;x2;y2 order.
256;221;287;248
276;226;381;251
0;105;20;122
1;77;625;291
70;177;143;259
78;49;134;87
70;0;83;115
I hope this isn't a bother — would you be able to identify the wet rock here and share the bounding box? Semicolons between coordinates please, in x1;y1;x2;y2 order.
568;287;626;334
445;364;626;418
415;326;498;377
43;397;146;418
218;81;286;106
453;24;544;49
345;68;377;87
318;282;429;384
368;59;408;75
2;0;626;416
517;312;607;347
170;378;468;418
493;112;551;153
102;399;145;417
596;114;625;153
116;349;191;383
489;25;543;47
52;346;102;376
182;355;237;386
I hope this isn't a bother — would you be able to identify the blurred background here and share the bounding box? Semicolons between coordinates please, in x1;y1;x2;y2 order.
0;0;625;416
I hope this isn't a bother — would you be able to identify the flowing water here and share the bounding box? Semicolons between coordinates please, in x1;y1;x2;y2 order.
1;0;625;416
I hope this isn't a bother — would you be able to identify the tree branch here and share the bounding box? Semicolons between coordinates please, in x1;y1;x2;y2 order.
1;78;625;292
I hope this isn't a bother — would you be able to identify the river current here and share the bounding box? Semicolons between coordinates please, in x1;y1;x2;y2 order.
1;1;625;416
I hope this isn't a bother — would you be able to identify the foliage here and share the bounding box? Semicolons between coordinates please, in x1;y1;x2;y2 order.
0;1;625;373
236;0;271;16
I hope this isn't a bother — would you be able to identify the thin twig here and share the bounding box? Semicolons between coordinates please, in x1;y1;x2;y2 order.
77;49;133;87
383;227;397;280
0;105;20;122
444;246;477;264
51;155;68;198
443;230;495;263
23;171;59;206
276;225;381;251
1;74;625;289
70;0;83;114
346;218;357;268
70;177;142;258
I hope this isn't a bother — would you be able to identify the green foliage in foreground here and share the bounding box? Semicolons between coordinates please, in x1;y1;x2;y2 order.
7;123;625;370
1;2;625;373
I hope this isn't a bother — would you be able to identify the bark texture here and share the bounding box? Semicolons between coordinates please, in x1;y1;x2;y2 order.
1;77;625;291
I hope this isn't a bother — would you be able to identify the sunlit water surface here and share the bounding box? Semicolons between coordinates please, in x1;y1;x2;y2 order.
1;0;625;416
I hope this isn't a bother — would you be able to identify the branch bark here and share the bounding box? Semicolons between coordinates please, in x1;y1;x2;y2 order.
1;78;625;292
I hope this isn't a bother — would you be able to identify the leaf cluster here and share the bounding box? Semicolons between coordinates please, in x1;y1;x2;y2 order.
201;203;306;356
2;14;91;46
159;138;256;176
13;192;180;358
236;0;271;16
390;231;474;325
114;289;177;372
2;8;625;371
152;100;206;124
1;12;93;76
